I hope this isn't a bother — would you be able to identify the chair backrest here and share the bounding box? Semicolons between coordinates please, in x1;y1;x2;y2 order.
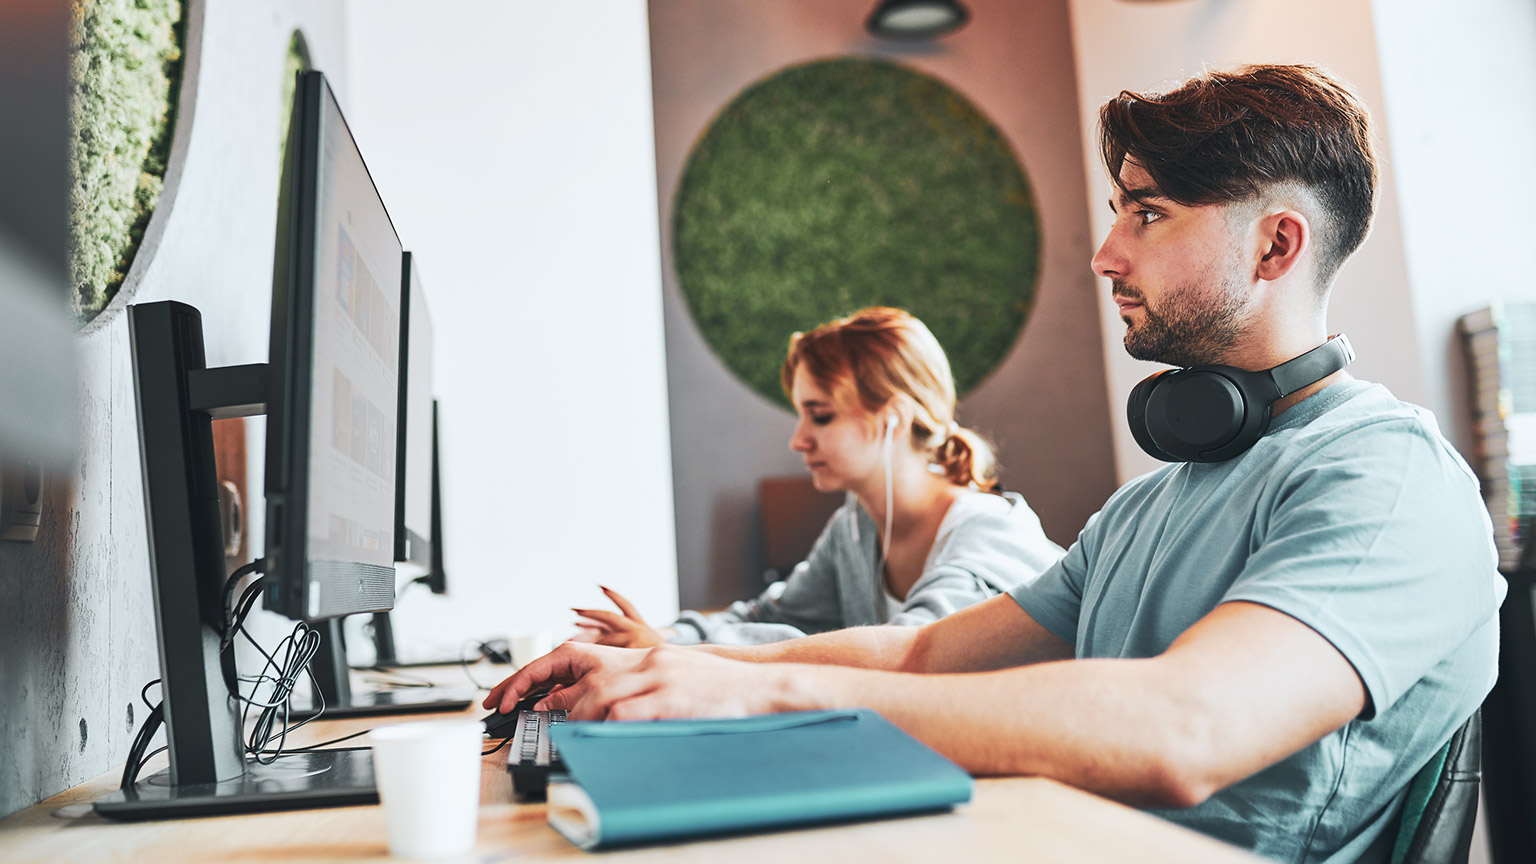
757;476;845;582
1390;709;1482;864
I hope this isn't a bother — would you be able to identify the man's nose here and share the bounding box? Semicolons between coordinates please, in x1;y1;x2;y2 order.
1091;230;1124;280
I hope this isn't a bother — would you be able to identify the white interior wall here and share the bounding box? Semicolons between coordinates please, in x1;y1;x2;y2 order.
1067;0;1420;483
341;0;678;653
1370;0;1536;454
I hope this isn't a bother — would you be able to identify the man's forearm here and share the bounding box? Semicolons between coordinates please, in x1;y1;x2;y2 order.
762;657;1218;808
692;595;1073;674
696;624;920;670
750;602;1364;810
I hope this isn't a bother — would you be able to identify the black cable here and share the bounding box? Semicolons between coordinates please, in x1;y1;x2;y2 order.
119;702;164;790
254;728;372;754
240;621;323;763
220;558;267;647
119;679;166;790
482;736;512;757
217;567;327;764
255;744;373;755
135;745;168;776
224;575;270;653
362;668;436;689
460;640;495;691
121;558;333;785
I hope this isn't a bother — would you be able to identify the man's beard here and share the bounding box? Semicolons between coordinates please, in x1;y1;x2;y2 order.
1114;274;1248;368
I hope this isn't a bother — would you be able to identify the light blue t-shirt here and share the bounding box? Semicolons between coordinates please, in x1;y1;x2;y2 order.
1011;380;1505;864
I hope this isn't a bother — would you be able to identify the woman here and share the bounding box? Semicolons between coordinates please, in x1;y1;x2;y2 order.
576;307;1063;646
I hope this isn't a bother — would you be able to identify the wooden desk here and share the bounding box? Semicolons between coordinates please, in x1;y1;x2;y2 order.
0;671;1259;864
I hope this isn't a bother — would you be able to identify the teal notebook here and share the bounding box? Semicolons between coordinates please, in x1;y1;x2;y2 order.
544;708;973;850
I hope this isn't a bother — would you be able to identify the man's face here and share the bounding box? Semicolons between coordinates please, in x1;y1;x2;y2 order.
1091;162;1257;368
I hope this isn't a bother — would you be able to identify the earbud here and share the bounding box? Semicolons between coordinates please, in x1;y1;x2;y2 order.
884;413;898;439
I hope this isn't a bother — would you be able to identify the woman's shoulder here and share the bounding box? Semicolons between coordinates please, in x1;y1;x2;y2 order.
921;489;1064;585
945;489;1031;522
932;490;1043;542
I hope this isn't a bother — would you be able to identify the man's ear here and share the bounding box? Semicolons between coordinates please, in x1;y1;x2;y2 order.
1255;209;1310;282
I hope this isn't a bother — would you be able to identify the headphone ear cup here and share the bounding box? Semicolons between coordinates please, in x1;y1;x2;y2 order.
1140;368;1270;463
1127;371;1181;463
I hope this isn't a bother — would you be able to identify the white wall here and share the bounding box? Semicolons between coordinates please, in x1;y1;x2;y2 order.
1371;0;1536;455
1067;0;1421;482
342;0;678;652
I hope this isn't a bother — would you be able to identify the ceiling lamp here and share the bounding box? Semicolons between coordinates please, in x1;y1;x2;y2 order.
866;0;970;41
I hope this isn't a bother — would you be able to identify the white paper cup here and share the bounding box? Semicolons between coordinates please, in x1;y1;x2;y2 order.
368;719;482;858
510;631;555;668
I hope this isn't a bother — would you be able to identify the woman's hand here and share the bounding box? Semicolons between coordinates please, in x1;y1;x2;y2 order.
571;585;675;648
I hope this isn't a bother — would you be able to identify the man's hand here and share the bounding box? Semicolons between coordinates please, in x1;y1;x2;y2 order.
482;641;646;714
540;644;800;721
570;585;674;648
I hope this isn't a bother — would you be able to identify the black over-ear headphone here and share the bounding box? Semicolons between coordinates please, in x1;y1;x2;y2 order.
1127;334;1355;463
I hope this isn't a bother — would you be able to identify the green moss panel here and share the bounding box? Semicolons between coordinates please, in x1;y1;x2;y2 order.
672;57;1040;408
68;0;184;318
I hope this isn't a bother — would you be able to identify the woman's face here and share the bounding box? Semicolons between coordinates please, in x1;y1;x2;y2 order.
788;365;883;494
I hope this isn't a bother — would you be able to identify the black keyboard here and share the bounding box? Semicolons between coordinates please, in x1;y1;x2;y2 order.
506;708;568;799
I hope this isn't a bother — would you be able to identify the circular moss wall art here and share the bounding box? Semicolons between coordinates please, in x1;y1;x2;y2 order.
68;0;185;320
673;57;1040;408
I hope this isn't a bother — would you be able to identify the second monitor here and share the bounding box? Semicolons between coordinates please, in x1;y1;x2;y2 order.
301;253;477;716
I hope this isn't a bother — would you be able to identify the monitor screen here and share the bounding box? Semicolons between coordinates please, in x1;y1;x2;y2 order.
394;252;433;572
265;70;401;621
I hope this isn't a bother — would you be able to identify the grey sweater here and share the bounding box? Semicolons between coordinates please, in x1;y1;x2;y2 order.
670;491;1065;645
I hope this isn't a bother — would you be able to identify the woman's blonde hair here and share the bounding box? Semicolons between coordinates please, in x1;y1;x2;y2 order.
781;307;999;490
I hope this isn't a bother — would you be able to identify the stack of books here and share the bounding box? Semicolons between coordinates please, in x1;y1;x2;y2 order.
1459;302;1536;568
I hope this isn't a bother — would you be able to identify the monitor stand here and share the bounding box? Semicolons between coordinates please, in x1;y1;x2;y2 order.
95;301;380;820
360;610;474;668
291;619;476;718
93;750;378;819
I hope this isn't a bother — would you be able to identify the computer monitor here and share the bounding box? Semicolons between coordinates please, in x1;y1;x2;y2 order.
262;76;402;623
267;130;467;719
367;254;440;666
395;252;434;573
312;256;471;711
95;70;401;819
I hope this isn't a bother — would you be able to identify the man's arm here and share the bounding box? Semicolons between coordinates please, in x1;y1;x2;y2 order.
698;593;1076;672
483;594;1071;714
567;600;1365;809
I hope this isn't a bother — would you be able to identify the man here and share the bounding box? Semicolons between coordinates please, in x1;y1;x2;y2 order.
488;65;1504;863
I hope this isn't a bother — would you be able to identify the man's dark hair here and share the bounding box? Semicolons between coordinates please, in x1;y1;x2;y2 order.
1099;64;1378;288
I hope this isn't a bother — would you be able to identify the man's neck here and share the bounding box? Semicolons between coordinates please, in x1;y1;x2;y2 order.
1271;370;1351;418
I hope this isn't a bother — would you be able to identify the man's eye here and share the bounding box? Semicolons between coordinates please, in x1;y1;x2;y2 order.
1136;210;1163;226
810;414;834;426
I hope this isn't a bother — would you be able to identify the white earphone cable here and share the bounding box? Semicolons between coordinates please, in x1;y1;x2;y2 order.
875;415;895;623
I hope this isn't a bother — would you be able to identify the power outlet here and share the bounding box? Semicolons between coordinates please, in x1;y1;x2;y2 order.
0;461;45;542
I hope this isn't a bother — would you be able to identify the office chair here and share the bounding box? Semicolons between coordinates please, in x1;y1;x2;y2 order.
1389;709;1482;864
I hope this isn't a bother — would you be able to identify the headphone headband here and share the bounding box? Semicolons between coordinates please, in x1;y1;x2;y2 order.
1269;334;1354;398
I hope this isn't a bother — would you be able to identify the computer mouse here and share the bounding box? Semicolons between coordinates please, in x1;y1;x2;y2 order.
480;688;550;739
